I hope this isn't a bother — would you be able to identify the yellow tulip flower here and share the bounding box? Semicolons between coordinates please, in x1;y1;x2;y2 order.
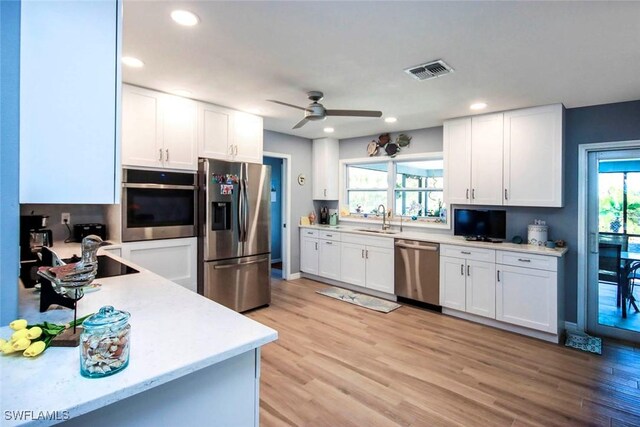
0;338;6;347
11;338;31;351
9;319;27;331
1;342;16;354
23;341;46;357
26;327;42;340
11;329;29;341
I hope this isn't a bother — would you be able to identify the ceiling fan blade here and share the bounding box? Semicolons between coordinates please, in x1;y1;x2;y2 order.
267;99;308;111
325;109;383;118
292;118;309;129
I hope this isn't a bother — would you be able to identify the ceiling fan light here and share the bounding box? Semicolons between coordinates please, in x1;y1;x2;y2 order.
470;102;488;110
323;127;334;133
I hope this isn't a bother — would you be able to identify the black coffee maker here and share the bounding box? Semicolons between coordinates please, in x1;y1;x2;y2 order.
319;206;329;225
19;214;53;287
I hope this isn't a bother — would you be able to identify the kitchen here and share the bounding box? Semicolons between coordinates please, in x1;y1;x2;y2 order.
2;1;640;426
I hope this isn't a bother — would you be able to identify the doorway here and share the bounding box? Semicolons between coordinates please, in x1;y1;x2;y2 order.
581;143;640;342
263;152;291;280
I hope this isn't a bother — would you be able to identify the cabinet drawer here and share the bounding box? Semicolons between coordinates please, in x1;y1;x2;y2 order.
302;229;319;238
319;230;340;241
441;244;495;262
496;251;557;271
341;232;394;249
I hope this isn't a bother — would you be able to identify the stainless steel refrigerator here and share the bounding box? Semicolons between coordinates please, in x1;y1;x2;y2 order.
197;158;271;312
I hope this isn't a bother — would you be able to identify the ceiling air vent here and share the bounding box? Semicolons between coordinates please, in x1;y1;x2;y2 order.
404;60;454;81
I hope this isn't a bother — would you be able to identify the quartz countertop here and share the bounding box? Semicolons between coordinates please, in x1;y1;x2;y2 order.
300;224;568;257
1;249;277;426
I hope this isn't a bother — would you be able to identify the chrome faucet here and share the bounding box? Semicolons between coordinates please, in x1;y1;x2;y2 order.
378;204;390;230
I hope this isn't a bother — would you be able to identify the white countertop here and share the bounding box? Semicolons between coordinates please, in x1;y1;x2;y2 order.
300;224;568;257
1;248;277;426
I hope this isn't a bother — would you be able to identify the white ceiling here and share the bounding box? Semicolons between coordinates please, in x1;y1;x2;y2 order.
123;1;640;140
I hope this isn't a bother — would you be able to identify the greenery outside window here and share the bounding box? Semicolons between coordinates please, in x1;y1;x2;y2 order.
346;163;388;214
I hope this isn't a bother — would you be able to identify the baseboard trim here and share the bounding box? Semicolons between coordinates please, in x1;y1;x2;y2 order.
288;272;302;280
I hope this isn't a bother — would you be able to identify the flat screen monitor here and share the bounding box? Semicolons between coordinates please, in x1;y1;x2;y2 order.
454;209;506;240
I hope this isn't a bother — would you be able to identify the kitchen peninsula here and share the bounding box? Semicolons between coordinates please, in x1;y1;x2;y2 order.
1;247;277;427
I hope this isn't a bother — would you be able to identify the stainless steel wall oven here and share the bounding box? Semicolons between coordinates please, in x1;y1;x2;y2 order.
121;169;197;242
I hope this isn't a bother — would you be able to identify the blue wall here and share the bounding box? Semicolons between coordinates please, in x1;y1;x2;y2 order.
0;0;21;323
264;156;283;261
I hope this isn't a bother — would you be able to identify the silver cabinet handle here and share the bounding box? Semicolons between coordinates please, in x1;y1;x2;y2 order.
325;241;333;245
366;250;369;259
461;251;471;255
229;145;234;156
467;265;471;276
504;189;508;200
234;145;238;155
472;189;476;199
518;258;531;263
165;149;169;162
497;270;501;282
159;148;163;161
324;189;327;197
460;264;464;276
466;189;469;199
315;242;318;250
306;231;314;235
361;249;365;258
326;234;332;237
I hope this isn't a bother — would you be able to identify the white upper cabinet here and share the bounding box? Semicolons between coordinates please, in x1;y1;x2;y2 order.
470;113;504;205
161;95;198;170
444;104;563;208
122;86;162;168
122;85;198;171
20;0;121;203
444;117;472;204
312;138;339;200
199;104;232;159
503;104;564;207
232;112;263;164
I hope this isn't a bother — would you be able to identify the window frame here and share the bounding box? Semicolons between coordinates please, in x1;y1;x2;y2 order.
339;152;450;229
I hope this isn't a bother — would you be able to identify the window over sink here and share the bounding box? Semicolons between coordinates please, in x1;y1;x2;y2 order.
340;153;448;228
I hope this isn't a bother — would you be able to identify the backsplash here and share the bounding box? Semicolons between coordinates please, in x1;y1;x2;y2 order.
20;204;108;242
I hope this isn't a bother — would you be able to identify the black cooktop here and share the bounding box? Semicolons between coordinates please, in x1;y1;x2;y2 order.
61;255;139;279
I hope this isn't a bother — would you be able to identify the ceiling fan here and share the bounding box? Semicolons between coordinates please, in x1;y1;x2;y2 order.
268;91;383;129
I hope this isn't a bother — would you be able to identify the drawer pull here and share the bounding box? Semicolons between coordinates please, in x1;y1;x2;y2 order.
326;234;332;237
518;258;531;263
326;241;333;245
461;251;471;255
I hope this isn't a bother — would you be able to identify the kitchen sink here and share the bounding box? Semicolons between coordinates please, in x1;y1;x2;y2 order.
356;228;400;235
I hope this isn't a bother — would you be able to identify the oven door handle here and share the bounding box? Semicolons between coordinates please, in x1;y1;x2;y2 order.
122;183;197;190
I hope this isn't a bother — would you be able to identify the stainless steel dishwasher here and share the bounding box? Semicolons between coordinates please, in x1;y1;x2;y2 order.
394;239;440;307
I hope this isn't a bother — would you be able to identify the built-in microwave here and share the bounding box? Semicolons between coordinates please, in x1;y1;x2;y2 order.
121;169;197;242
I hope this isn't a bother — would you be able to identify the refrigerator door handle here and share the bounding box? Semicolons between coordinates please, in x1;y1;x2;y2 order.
237;177;246;243
213;257;269;269
243;177;249;243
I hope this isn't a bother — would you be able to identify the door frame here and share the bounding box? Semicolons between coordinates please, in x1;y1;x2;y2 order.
263;151;292;280
577;139;640;334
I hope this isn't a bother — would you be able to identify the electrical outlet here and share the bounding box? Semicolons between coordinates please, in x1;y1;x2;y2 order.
61;213;71;224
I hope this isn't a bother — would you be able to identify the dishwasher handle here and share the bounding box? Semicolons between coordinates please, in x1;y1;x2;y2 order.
395;242;439;251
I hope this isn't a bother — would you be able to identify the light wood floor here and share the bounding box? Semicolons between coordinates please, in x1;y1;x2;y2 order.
247;278;640;426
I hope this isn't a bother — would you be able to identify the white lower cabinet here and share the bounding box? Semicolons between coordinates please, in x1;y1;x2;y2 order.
121;237;197;292
440;246;496;319
300;234;319;275
365;246;394;294
496;260;558;333
340;242;366;287
318;239;341;280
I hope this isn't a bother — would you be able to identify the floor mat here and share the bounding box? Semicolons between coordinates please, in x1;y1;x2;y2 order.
565;331;602;355
316;287;400;313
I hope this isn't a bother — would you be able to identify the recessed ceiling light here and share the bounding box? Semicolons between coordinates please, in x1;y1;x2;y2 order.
171;89;192;97
122;56;144;68
323;127;335;133
248;108;262;115
470;102;487;110
384;117;397;123
171;10;199;26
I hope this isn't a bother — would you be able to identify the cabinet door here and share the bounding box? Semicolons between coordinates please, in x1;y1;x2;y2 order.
318;240;341;280
161;95;198;171
199;104;232;160
365;246;394;294
340;242;366;287
122;237;197;292
496;264;557;333
122;85;163;169
20;0;121;203
465;260;496;319
439;256;466;310
443;118;472;204
300;236;319;275
503;104;563;207
312;138;340;200
470;113;504;205
232;112;263;164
